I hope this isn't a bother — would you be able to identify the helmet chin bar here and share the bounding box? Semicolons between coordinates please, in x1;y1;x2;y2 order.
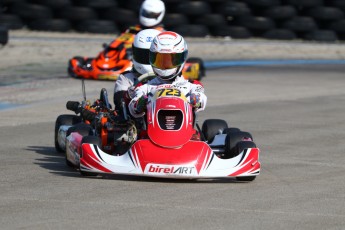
153;66;181;81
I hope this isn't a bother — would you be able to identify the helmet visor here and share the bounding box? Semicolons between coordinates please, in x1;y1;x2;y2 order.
132;46;150;65
141;9;162;19
149;51;188;70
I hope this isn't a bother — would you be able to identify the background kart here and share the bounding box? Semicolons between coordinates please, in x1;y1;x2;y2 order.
67;29;206;81
55;83;260;181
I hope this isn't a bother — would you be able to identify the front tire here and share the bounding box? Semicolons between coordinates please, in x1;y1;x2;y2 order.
224;131;254;158
202;119;228;142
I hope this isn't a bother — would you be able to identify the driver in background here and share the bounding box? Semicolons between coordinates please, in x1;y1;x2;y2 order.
113;29;161;117
129;31;207;118
109;0;165;48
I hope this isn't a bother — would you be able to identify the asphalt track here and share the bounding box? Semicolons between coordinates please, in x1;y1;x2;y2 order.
1;40;345;229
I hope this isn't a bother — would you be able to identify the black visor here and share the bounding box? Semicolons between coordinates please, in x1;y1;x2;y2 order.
141;9;162;19
132;45;150;65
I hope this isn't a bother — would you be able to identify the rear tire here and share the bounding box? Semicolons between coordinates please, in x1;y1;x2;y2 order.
65;124;93;167
222;127;241;134
66;123;93;137
54;114;82;153
202;119;228;142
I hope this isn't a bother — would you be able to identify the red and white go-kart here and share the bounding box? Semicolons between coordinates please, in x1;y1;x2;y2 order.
65;85;260;181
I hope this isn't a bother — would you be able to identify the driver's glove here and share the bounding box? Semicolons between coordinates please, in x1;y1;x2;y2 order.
135;95;148;114
190;93;201;109
127;86;136;99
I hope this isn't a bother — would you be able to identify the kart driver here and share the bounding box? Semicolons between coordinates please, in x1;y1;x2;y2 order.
113;28;161;117
129;31;207;118
138;0;165;31
113;0;165;42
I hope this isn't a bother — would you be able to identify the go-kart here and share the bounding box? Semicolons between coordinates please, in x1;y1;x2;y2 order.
55;78;260;181
67;28;205;81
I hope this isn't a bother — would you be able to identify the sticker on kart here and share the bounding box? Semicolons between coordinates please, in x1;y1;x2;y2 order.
145;163;197;176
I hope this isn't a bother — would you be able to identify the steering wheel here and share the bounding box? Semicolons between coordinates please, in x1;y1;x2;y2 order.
135;72;156;86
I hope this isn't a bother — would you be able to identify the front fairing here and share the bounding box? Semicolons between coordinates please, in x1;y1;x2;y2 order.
146;88;194;148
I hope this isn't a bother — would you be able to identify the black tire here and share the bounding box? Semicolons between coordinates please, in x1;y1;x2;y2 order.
186;57;206;78
244;0;281;8
236;175;256;181
73;0;117;9
163;13;189;27
29;0;72;9
285;0;323;7
0;14;24;30
202;119;228;142
79;136;101;176
123;0;143;12
175;1;211;15
222;127;241;134
0;26;8;45
264;6;297;20
215;2;251;17
330;19;345;33
303;30;338;42
330;0;345;10
307;7;344;21
172;24;210;37
237;16;275;31
224;131;253;159
81;135;101;146
282;16;317;32
66;123;93;137
54;114;82;153
10;3;53;19
193;14;226;26
263;29;297;40
211;26;252;38
102;7;138;31
74;20;119;34
28;19;71;32
57;6;97;21
2;0;26;4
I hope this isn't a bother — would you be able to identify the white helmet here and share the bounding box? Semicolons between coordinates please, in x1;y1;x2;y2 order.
132;29;161;75
149;31;188;81
139;0;165;27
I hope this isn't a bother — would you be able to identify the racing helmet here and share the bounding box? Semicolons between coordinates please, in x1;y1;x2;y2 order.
139;0;165;28
149;31;188;81
132;29;161;75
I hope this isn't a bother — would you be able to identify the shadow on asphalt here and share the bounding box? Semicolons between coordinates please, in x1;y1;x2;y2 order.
28;145;80;178
28;145;248;184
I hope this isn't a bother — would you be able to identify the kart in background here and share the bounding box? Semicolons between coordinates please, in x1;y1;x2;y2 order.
55;78;260;181
67;29;205;81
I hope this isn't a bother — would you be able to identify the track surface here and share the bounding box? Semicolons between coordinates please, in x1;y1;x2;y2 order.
1;39;345;229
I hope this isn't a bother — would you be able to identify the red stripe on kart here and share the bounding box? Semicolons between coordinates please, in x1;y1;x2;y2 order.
195;145;211;174
131;147;140;169
81;144;112;173
229;148;260;176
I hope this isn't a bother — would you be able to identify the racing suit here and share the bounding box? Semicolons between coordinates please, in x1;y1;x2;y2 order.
129;75;207;118
113;69;140;117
